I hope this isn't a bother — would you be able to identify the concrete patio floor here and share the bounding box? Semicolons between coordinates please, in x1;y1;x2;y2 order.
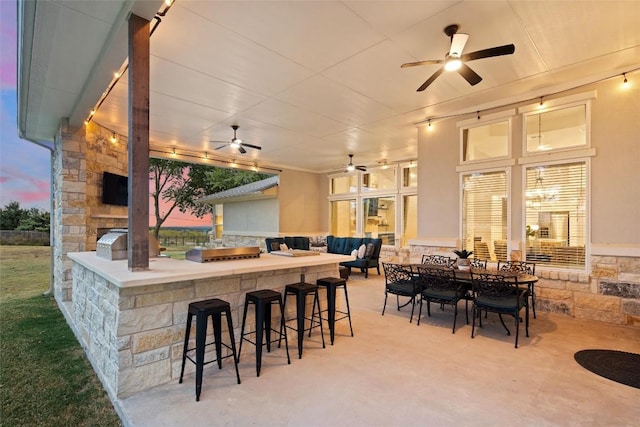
117;274;640;427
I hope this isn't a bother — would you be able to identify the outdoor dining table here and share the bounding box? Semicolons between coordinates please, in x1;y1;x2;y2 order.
407;264;539;297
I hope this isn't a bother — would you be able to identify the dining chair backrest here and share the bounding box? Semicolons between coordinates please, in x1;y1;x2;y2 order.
415;265;457;292
382;263;413;285
498;260;535;276
470;271;519;298
469;258;488;269
421;254;455;268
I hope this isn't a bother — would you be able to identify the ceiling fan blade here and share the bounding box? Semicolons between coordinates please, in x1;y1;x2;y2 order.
417;67;445;92
238;146;247;154
462;44;515;62
356;166;367;172
449;33;469;57
401;59;443;68
214;144;227;150
457;63;482;86
240;143;262;150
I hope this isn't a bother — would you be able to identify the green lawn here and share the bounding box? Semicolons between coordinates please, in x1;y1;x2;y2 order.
0;246;122;427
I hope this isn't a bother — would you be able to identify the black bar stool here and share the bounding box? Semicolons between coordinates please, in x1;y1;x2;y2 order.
279;282;325;358
237;289;291;376
179;298;241;402
316;277;354;345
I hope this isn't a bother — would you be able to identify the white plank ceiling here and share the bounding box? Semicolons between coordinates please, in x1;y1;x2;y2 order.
19;0;640;173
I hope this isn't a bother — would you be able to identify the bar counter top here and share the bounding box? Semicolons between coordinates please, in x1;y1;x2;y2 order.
68;251;353;288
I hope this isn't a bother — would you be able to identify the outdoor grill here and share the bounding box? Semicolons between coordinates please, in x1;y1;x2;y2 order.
185;246;261;263
96;229;128;260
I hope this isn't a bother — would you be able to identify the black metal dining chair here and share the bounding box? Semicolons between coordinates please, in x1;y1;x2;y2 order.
382;263;421;323
498;260;537;318
470;271;529;348
415;265;467;333
469;258;488;269
421;254;456;267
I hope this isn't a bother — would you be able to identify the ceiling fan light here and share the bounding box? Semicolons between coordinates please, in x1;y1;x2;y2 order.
445;57;462;71
346;164;355;172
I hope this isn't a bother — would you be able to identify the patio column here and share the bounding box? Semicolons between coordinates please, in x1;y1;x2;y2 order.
127;13;150;271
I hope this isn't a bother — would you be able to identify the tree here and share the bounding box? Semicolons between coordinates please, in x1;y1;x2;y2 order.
149;158;270;239
0;202;50;232
0;201;27;230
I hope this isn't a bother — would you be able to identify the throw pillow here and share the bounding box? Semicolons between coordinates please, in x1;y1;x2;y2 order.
270;242;280;251
280;243;289;251
357;244;366;259
350;249;358;257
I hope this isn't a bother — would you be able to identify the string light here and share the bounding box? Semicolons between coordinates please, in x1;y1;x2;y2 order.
84;0;175;125
415;67;639;127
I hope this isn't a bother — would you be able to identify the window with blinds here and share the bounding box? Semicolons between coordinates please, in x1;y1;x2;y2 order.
462;171;508;262
524;162;587;268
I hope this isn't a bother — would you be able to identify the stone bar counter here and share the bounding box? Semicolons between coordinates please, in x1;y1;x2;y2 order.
67;251;352;398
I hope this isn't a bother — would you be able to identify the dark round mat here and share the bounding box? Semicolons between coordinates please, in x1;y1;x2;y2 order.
574;349;640;389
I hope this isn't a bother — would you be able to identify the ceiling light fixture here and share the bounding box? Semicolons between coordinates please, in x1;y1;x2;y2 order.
110;133;117;143
444;55;462;72
427;119;433;131
537;97;545;109
623;73;629;87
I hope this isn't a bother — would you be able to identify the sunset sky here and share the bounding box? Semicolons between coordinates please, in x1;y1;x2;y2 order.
0;1;211;228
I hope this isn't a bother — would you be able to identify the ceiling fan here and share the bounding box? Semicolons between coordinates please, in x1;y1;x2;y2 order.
401;24;515;92
211;125;262;154
345;154;366;172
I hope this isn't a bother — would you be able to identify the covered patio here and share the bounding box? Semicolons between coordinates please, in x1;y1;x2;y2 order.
15;1;640;424
118;274;640;426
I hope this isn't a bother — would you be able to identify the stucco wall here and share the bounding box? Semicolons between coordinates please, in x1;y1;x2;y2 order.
590;78;640;244
278;169;324;234
223;198;278;233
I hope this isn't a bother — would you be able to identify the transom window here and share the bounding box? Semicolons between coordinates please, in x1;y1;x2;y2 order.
524;104;587;154
460;117;511;162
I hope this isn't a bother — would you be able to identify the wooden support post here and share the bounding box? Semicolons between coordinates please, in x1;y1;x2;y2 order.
127;14;150;271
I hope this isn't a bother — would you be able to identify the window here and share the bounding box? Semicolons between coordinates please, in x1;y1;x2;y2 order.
524;104;587;154
328;163;417;247
402;164;417;188
461;119;510;162
362;168;396;191
363;196;395;244
524;162;587;268
330;175;357;194
330;199;356;237
461;171;508;262
402;194;417;247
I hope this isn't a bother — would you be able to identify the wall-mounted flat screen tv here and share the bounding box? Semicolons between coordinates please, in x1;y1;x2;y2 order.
102;171;128;206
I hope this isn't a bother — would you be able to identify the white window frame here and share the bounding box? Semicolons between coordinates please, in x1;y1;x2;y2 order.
457;109;515;165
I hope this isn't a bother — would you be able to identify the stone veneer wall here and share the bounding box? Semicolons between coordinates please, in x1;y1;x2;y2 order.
52;120;128;302
409;243;640;327
71;262;338;398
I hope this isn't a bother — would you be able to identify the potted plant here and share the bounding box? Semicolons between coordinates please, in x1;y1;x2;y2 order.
453;249;473;271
